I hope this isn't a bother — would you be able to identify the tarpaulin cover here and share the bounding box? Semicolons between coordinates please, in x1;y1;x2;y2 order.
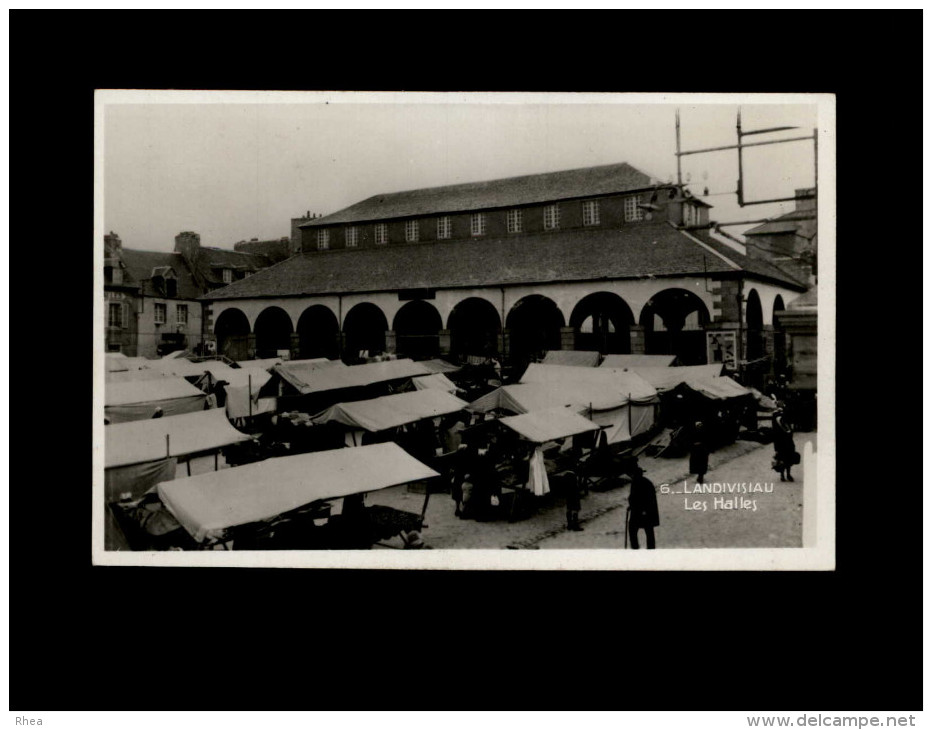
234;358;283;370
105;378;208;423
161;350;189;360
275;358;431;395
412;373;459;394
629;364;724;392
105;456;177;502
499;406;600;444
418;359;462;374
682;375;752;400
106;368;169;384
599;354;676;368
520;364;658;404
106;408;252;469
542;350;601;367
219;368;277;419
106;354;152;372
148;357;212;378
195;362;240;384
158;442;440;543
311;389;469;432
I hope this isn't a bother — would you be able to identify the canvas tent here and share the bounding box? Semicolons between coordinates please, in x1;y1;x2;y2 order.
147;357;213;379
105;409;253;501
683;375;752;400
418;359;462;375
106;368;169;384
274;358;431;396
158;442;439;544
542;350;601;367
499;406;600;444
411;373;459;394
208;367;277;420
234;357;283;371
628;364;724;392
106;353;152;373
311;389;468;433
105;378;208;423
600;354;677;369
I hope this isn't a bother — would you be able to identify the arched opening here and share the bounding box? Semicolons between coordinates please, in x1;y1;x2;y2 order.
448;297;502;359
393;300;443;360
254;306;294;359
745;288;765;361
506;295;565;366
639;288;710;365
569;292;635;354
343;302;388;360
772;294;787;376
214;308;251;362
297;305;340;360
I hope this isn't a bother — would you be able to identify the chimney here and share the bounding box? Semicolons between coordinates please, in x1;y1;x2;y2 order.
174;231;201;260
795;188;816;213
104;231;122;257
291;213;315;254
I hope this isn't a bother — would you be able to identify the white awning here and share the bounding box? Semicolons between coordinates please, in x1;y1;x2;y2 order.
311;389;468;432
499;407;600;444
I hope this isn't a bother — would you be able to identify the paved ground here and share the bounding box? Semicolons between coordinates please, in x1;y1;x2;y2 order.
366;432;816;550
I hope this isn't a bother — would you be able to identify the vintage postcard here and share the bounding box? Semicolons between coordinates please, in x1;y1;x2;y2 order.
93;90;835;570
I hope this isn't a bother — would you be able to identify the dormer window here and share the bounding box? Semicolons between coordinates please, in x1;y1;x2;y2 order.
506;209;523;234
470;213;486;237
222;268;233;284
683;203;699;227
582;200;600;226
166;278;177;298
624;195;644;222
317;229;330;250
405;220;419;243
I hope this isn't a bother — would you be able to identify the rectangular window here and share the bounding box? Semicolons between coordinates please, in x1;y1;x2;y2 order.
624;195;644;222
154;303;166;325
176;304;188;325
222;268;232;283
345;226;358;247
506;209;523;234
375;223;388;245
108;302;123;328
470;212;486;236
317;229;330;250
544;204;560;230
405;220;419;242
437;216;452;240
582;200;601;226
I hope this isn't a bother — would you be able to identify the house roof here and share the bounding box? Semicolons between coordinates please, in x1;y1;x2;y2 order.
233;238;292;264
204;219;807;302
118;250;203;300
743;208;817;239
300;162;655;227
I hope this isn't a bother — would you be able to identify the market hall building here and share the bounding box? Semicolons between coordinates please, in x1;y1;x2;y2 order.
202;162;807;383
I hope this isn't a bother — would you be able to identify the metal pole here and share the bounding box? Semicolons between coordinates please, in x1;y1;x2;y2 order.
677;134;816;157
166;434;170;458
248;374;253;419
675;108;682;186
736;110;744;206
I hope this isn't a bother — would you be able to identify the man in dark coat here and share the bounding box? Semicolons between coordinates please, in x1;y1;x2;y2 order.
689;422;709;484
627;465;659;550
772;411;798;482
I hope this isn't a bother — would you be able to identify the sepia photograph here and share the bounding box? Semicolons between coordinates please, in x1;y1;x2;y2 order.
93;90;834;570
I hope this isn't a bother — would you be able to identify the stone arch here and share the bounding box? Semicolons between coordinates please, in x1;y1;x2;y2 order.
447;297;502;359
393;300;443;359
214;307;251;362
343;302;389;359
745;288;765;361
296;305;340;360
569;291;636;354
254;306;294;359
506;294;566;365
772;294;787;375
638;288;711;365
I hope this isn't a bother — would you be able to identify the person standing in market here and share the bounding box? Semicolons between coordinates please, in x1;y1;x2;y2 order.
772;410;799;482
627;465;659;550
689;421;709;485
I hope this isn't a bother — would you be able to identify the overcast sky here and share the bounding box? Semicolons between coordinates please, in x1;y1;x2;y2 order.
101;92;821;253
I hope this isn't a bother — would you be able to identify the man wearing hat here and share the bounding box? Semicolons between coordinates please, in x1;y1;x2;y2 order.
627;464;659;550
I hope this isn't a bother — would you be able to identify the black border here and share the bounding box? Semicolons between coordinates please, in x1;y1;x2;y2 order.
11;10;921;713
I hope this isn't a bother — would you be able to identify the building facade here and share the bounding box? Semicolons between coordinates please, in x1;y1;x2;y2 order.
202;162;808;383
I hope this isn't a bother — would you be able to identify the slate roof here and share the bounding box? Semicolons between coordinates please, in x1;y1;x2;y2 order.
118;250;203;300
743;209;817;239
233;238;292;264
204;220;806;302
300;162;655;227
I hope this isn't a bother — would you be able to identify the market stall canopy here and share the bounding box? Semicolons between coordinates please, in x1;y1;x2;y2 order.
628;364;724;392
499;406;600;444
234;357;283;371
147;357;213;378
106;368;170;384
197;362;240;382
105;378;208;423
681;375;752;400
161;350;190;360
105;408;252;469
542;350;601;367
412;373;459;394
158;442;440;543
418;359;462;375
469;382;628;414
599;354;676;368
275;358;431;395
520;363;658;403
311;389;469;432
105;354;152;373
